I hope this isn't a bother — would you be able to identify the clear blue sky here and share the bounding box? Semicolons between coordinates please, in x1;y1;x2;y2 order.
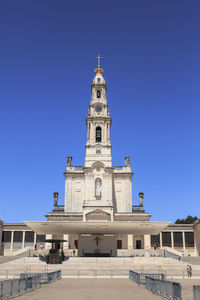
0;0;199;223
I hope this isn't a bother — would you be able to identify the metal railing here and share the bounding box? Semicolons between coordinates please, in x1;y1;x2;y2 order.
20;270;61;284
129;270;141;284
0;271;61;299
132;205;144;212
145;276;182;300
193;285;200;300
0;275;41;299
129;270;165;285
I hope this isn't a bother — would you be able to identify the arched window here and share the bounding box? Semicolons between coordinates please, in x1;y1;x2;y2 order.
97;90;101;98
96;127;101;143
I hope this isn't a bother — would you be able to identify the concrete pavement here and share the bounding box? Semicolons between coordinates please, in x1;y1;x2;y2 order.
16;278;162;300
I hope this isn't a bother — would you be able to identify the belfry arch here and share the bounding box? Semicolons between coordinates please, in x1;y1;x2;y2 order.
96;126;101;143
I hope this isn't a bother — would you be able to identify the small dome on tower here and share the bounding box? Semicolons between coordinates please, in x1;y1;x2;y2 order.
93;67;106;85
93;55;106;85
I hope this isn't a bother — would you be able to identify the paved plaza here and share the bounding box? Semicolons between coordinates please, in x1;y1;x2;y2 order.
16;278;162;300
175;279;200;300
13;277;200;300
0;257;200;299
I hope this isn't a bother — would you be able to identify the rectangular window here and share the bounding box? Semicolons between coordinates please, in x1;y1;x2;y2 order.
185;232;194;247
25;231;34;247
74;240;78;249
2;231;11;248
162;232;171;247
117;240;122;249
136;240;142;249
13;231;23;248
36;234;46;243
173;232;183;248
151;234;160;247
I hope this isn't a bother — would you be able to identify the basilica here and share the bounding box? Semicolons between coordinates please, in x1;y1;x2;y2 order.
1;61;198;257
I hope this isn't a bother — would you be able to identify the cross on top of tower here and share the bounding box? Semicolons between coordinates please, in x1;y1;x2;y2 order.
96;55;103;67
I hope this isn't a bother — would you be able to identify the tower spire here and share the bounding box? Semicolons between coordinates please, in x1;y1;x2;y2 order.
95;55;104;75
85;59;112;167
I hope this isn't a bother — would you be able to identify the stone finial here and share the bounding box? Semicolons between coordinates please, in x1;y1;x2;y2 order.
67;156;72;167
125;156;130;167
139;192;144;207
53;192;59;208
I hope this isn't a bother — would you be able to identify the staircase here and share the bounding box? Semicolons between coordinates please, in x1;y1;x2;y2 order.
1;256;200;279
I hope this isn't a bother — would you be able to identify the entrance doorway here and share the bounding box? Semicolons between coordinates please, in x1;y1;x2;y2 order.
136;240;141;249
117;240;122;249
78;234;117;256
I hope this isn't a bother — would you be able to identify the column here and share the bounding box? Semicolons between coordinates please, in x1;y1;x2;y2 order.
144;235;151;249
171;232;174;248
34;233;36;246
22;231;25;248
160;232;162;248
63;234;69;250
10;231;14;251
182;231;186;251
128;234;133;249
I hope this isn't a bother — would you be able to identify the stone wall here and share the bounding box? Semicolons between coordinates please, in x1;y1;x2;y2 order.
194;222;200;256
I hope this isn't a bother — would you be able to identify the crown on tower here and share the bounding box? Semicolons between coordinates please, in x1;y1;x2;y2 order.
94;66;104;74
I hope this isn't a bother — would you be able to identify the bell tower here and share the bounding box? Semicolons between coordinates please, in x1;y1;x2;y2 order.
85;58;112;167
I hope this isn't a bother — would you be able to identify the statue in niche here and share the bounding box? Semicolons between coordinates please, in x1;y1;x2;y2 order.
95;179;101;197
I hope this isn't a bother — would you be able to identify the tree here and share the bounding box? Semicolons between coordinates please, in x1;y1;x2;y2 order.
175;215;198;224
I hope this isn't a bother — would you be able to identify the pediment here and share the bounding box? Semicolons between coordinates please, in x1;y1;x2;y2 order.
91;161;105;169
86;209;111;221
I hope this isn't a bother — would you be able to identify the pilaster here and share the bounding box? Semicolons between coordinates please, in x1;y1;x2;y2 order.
144;234;151;249
160;232;163;248
22;231;25;248
10;231;14;251
45;234;52;250
34;233;36;246
128;234;133;249
171;232;174;248
182;231;185;251
63;234;69;250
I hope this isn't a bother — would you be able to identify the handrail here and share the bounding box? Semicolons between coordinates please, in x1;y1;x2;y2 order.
0;271;61;299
